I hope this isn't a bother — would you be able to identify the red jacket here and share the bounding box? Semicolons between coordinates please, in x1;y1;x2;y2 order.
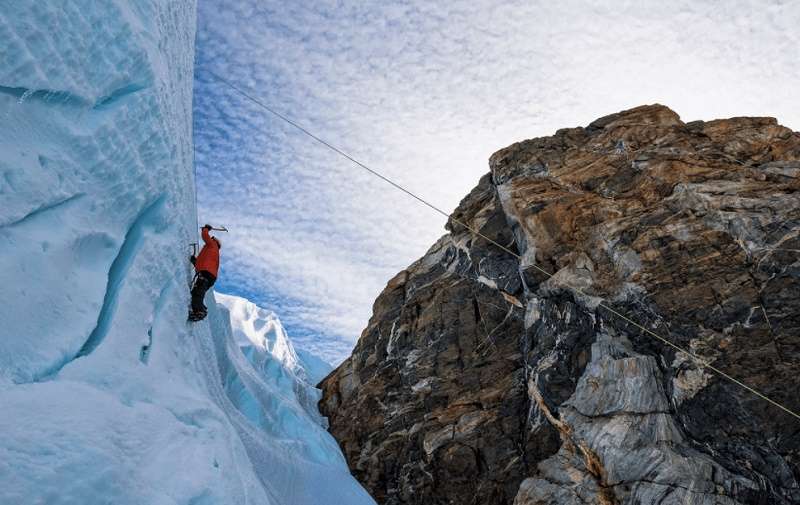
195;228;220;278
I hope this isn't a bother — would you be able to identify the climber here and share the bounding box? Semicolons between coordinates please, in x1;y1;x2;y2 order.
188;224;221;322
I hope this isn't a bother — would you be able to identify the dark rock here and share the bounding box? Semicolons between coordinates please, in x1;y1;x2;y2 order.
320;105;800;504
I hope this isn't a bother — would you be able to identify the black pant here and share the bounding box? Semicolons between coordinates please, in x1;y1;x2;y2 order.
191;271;216;313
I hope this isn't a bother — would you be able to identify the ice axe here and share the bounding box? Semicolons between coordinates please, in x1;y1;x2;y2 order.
202;224;229;232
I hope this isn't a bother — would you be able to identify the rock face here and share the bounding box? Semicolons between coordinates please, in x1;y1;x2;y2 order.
319;105;800;504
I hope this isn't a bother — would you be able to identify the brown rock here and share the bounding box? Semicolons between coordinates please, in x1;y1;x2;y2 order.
320;105;800;504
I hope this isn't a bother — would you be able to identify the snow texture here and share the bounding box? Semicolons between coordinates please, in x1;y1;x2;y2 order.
0;2;374;504
216;292;333;387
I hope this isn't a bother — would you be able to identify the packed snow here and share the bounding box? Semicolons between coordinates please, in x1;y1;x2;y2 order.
0;2;373;504
217;292;333;386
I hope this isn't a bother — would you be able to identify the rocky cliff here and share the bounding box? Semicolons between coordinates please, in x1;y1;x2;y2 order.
319;105;800;504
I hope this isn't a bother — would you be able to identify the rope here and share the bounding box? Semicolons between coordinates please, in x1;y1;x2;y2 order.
203;70;800;422
191;102;200;233
205;71;454;220
190;93;202;289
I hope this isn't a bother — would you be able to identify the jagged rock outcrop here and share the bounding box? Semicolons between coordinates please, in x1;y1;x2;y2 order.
319;105;800;504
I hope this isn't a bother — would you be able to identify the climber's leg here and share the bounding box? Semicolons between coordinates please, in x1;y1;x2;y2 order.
190;271;216;316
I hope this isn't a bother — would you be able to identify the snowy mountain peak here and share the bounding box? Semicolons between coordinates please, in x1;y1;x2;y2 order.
215;292;333;385
216;292;301;370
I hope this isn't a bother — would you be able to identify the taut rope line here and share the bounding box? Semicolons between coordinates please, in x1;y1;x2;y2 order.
203;69;800;422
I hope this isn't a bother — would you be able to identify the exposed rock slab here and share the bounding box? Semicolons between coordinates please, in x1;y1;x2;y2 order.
320;105;800;504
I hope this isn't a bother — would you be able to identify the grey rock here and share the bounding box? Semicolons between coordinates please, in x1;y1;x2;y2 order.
320;105;800;505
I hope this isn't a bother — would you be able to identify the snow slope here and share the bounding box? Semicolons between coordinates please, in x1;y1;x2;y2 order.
217;292;333;386
214;292;336;452
0;3;374;504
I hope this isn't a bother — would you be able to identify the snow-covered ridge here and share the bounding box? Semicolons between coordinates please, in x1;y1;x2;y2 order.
220;293;312;378
0;3;374;504
215;292;332;426
217;293;333;385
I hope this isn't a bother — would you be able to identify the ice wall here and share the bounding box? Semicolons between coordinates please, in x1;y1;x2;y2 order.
0;1;197;384
0;3;374;504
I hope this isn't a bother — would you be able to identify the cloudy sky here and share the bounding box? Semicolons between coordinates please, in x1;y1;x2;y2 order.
194;0;799;364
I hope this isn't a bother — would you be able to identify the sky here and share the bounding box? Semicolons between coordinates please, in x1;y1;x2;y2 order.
193;0;800;365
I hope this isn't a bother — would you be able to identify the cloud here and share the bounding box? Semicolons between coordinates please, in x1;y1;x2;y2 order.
194;0;800;364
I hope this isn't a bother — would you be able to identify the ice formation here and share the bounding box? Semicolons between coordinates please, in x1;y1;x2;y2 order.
0;2;374;504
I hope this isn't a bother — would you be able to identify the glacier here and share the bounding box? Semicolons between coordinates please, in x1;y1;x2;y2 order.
0;2;374;504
